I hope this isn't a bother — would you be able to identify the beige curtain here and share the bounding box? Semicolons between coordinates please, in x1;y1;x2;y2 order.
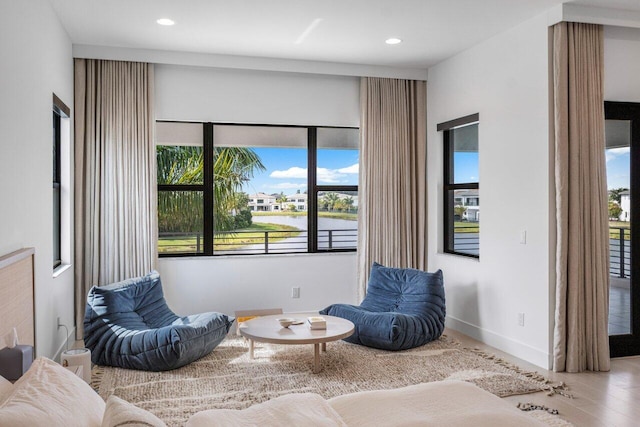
74;59;157;338
357;77;427;299
552;22;610;372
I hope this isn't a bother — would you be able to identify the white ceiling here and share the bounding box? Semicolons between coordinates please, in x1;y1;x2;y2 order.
48;0;640;69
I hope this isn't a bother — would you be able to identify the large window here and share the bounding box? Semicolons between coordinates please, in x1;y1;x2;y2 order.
53;94;69;270
439;114;479;257
157;122;358;256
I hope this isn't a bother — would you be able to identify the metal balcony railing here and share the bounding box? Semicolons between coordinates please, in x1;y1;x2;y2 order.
610;226;631;278
450;225;630;278
160;226;631;279
159;229;357;255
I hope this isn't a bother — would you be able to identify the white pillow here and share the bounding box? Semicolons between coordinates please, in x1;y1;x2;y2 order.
186;393;347;427
0;376;12;404
0;357;105;427
102;396;167;427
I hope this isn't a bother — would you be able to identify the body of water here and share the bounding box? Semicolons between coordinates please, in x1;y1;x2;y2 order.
252;215;357;231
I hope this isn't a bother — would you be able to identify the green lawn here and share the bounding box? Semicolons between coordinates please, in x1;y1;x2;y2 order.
158;223;301;253
609;221;631;240
454;222;479;233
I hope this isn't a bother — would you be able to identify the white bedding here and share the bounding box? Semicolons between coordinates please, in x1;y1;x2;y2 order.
185;380;547;427
187;393;347;427
0;358;104;427
328;380;547;427
0;376;11;404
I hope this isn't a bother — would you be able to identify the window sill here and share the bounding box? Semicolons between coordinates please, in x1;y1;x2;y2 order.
440;251;480;261
53;263;72;278
158;251;357;261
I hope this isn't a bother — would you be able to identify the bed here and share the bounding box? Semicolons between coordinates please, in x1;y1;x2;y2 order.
0;247;35;352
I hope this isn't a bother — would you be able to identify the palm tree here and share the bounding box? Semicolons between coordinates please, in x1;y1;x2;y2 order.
213;147;265;231
321;192;341;212
157;146;203;185
157;146;204;234
343;196;354;212
276;192;288;210
157;145;265;233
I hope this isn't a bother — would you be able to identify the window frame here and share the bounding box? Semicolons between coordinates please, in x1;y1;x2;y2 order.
438;113;479;259
52;94;70;270
157;121;359;257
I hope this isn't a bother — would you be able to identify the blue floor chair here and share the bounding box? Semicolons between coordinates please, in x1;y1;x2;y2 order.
321;262;445;351
84;271;234;371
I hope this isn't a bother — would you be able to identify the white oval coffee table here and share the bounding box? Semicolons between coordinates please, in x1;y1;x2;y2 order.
238;313;354;373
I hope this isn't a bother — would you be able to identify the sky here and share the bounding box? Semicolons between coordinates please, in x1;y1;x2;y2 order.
606;147;630;190
239;146;630;196
242;147;359;196
452;148;630;190
454;153;479;183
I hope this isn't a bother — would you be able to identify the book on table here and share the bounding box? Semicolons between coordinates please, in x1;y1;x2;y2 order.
307;316;327;330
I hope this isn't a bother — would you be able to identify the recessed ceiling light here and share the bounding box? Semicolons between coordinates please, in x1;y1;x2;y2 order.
156;18;175;26
385;38;402;45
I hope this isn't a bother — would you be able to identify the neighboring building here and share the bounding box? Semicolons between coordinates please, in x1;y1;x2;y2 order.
620;190;630;222
454;189;480;222
247;192;358;213
285;193;308;211
248;193;279;212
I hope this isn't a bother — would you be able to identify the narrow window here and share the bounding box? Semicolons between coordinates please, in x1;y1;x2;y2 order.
156;122;205;255
439;114;479;258
313;127;359;251
53;94;70;270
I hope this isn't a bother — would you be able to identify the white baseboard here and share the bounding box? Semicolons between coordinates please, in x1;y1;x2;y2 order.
53;326;77;363
446;315;550;370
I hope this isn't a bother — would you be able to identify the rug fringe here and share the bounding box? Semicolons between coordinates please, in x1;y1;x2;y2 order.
91;365;105;393
468;347;573;398
517;402;559;415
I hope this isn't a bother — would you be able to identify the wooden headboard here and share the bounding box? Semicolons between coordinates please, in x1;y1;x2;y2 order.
0;248;35;350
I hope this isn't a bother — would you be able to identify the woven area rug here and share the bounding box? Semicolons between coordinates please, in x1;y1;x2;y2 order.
93;335;570;426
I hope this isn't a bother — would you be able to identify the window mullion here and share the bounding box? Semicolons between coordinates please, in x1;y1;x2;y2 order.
308;127;318;252
203;123;214;256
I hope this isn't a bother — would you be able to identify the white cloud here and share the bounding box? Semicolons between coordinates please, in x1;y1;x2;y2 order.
271;163;359;184
268;182;307;189
338;163;359;174
606;147;630;162
317;167;342;183
270;167;307;179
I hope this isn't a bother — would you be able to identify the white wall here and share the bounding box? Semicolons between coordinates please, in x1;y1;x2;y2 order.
158;253;358;317
0;0;74;358
604;26;640;101
426;12;552;368
155;64;361;316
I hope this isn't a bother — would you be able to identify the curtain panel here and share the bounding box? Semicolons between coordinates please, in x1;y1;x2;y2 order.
74;59;157;338
551;22;610;372
357;77;427;300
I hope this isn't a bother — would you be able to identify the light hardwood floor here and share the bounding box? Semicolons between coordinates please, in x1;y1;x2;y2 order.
446;328;640;427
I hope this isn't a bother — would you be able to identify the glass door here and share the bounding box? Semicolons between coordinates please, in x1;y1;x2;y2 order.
605;101;640;357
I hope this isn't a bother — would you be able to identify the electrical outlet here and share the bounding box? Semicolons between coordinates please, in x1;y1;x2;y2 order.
518;312;525;327
291;287;300;298
57;317;62;328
